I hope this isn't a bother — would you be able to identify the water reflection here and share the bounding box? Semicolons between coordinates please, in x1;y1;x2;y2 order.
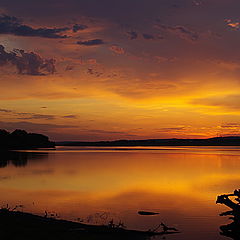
217;190;240;239
0;151;49;168
1;147;240;240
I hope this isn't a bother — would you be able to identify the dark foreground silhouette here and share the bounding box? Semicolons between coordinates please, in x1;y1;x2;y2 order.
138;211;159;216
0;208;180;240
217;189;240;239
58;136;240;147
0;129;55;149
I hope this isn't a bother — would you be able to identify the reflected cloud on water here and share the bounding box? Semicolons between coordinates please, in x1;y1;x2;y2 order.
1;148;240;240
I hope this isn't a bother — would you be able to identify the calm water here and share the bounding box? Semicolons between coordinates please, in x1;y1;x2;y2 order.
1;146;240;240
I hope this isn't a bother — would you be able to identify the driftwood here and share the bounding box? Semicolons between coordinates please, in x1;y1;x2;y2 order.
216;189;240;240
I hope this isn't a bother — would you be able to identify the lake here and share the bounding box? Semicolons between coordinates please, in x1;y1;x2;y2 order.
1;146;240;240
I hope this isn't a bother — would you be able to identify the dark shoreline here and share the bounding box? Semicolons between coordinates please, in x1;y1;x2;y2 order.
57;136;240;147
0;209;179;240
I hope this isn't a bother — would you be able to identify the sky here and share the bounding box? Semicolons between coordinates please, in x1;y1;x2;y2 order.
0;0;240;141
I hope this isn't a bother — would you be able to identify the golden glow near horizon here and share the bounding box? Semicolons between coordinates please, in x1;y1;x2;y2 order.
0;0;240;140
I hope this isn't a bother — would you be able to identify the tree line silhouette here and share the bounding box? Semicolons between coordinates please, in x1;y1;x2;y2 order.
58;136;240;147
0;129;55;150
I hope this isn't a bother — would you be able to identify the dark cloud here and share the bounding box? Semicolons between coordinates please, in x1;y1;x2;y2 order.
191;94;240;109
221;123;240;129
0;108;56;120
62;115;77;118
0;44;56;75
77;39;104;46
155;23;199;42
0;121;77;132
142;33;154;40
87;68;103;77
0;14;69;38
0;0;177;25
192;1;202;7
0;108;78;120
72;24;88;32
86;129;137;136
126;31;138;40
156;127;187;132
17;114;56;120
0;108;12;113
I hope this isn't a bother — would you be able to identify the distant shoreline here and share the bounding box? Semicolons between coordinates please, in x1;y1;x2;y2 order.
56;136;240;147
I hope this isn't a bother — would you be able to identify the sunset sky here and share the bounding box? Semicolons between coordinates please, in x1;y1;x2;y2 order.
0;0;240;141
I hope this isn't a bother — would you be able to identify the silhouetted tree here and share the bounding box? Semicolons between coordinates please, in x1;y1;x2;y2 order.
0;129;55;149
